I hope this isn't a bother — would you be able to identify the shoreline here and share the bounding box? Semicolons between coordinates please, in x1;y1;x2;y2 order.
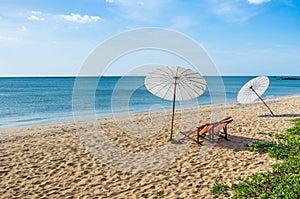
1;94;300;198
1;93;300;132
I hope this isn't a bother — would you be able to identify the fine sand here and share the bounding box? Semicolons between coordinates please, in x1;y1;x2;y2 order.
1;95;300;199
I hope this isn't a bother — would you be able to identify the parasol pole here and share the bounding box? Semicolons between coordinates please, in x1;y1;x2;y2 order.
170;77;178;141
250;86;274;116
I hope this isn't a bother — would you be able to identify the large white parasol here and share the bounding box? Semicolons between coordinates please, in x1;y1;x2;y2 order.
145;66;207;141
237;76;274;116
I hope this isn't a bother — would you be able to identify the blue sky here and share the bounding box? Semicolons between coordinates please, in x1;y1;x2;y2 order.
0;0;300;76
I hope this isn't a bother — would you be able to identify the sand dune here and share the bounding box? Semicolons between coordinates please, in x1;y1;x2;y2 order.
1;95;299;198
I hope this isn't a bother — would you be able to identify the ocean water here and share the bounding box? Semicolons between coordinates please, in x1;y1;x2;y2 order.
0;76;299;129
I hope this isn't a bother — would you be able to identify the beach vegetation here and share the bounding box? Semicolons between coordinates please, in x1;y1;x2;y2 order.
210;183;229;196
211;118;300;198
249;141;276;153
257;131;274;137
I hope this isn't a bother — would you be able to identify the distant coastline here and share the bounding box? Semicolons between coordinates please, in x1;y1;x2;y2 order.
278;77;300;80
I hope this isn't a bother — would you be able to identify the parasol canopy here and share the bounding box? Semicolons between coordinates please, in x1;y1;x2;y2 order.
237;76;274;116
145;66;207;141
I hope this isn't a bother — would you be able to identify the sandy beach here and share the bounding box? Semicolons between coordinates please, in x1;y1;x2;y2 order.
1;94;300;199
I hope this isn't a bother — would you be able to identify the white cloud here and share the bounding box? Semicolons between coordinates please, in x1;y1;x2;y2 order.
106;0;114;2
208;0;261;23
31;11;42;15
60;13;101;24
27;15;45;21
27;10;45;21
248;0;271;4
0;35;21;43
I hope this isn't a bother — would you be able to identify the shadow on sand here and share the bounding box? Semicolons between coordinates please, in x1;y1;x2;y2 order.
212;134;271;152
175;134;272;153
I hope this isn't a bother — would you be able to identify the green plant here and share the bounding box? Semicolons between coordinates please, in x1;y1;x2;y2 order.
211;184;229;196
211;118;300;198
257;131;273;137
249;141;276;153
271;156;300;174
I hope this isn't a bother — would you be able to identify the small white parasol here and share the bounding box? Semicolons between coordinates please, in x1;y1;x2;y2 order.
237;76;274;116
145;66;207;141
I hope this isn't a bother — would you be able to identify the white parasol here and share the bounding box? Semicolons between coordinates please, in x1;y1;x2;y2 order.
237;76;274;116
145;66;207;141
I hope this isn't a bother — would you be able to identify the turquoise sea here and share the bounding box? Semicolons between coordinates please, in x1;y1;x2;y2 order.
0;76;300;129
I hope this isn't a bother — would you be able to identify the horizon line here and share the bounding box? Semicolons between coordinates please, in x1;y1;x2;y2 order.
1;75;299;78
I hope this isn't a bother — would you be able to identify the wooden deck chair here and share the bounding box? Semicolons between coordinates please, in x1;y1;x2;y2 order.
206;117;233;141
179;123;212;145
179;117;233;144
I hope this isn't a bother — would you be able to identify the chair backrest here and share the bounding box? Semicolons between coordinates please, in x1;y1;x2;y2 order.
211;119;233;133
212;122;227;132
196;117;233;136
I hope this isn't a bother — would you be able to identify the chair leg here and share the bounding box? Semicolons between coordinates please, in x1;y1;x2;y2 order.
179;130;204;145
194;129;204;145
221;126;230;141
208;128;213;141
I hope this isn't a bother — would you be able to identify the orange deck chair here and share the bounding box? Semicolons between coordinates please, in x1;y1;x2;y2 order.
179;117;233;145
